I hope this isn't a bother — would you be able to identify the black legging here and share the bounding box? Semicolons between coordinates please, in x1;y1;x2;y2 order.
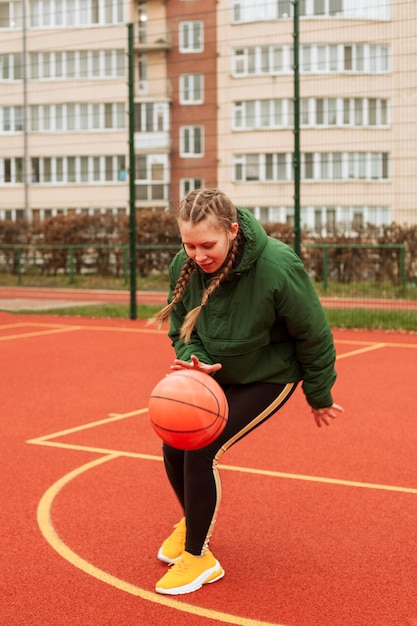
162;381;297;555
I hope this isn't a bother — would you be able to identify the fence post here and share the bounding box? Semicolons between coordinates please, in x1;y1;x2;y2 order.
128;22;137;320
400;245;406;289
123;246;128;284
17;247;22;285
69;246;74;284
323;246;328;290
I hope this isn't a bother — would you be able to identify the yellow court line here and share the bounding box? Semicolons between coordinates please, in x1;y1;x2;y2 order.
336;342;387;359
7;313;415;623
1;320;414;343
0;321;76;329
28;439;159;459
335;338;417;349
27;409;417;496
29;441;417;496
221;464;417;495
27;408;148;445
0;326;82;341
0;321;166;339
2;320;166;334
30;404;417;624
37;453;287;626
77;324;167;335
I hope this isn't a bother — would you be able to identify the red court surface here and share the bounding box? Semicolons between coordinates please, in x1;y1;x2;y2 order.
2;311;417;626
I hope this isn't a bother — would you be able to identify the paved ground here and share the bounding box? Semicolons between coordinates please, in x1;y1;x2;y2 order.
0;287;167;311
3;314;417;626
1;286;417;312
0;298;106;311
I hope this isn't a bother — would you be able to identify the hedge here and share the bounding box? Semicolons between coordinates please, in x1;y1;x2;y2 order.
0;211;416;285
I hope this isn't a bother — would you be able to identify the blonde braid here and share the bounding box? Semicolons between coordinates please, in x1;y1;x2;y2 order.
179;235;240;343
148;257;195;327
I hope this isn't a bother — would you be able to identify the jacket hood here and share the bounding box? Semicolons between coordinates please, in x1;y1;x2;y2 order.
233;205;268;273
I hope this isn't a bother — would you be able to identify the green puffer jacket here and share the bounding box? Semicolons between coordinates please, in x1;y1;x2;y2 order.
168;206;336;409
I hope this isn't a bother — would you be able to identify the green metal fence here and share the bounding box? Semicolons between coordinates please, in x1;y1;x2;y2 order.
0;243;180;287
1;242;417;330
305;243;407;290
0;243;411;291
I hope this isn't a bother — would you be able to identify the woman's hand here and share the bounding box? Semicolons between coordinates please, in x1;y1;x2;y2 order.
311;403;344;428
170;354;222;375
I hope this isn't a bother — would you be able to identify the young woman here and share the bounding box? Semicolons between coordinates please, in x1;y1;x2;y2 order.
151;188;343;596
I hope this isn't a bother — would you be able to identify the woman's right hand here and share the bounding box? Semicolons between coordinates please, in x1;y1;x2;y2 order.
311;403;344;428
170;354;222;375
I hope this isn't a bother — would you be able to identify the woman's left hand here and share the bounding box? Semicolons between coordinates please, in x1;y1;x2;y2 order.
311;403;344;428
171;354;222;375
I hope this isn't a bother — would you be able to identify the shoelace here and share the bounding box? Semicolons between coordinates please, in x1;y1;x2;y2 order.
169;557;191;575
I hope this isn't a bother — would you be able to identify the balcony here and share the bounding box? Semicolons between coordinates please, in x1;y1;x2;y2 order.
134;131;171;152
135;38;171;52
135;24;171;51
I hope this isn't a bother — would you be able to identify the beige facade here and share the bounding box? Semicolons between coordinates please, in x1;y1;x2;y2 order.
1;0;416;231
217;0;416;231
1;8;131;221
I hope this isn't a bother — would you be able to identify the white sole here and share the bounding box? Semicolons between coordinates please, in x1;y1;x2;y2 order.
155;561;225;595
157;547;181;565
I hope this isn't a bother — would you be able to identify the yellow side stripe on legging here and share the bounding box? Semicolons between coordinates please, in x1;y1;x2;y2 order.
216;382;295;459
202;383;295;554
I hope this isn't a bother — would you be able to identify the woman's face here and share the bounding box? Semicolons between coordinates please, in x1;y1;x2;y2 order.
179;216;238;274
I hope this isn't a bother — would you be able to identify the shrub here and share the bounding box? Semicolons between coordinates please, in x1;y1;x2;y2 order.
0;213;416;283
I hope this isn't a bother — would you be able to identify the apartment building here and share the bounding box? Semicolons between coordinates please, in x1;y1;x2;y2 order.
1;0;416;233
219;0;395;233
0;0;130;222
165;0;218;210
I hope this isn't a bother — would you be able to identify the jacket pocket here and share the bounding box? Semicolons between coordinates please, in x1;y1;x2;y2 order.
200;330;271;384
200;329;270;358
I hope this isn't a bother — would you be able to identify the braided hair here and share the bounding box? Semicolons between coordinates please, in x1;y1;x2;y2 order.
150;188;241;343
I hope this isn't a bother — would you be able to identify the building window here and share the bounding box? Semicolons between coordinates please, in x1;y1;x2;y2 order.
0;105;23;131
246;205;390;232
306;205;391;234
137;53;148;94
247;206;296;224
232;152;390;183
134;154;169;201
180;126;203;157
234;154;264;181
3;158;11;182
232;44;390;77
23;155;126;184
0;52;22;79
137;0;147;44
231;0;389;22
179;21;203;53
296;97;390;127
28;0;124;28
232;98;294;130
180;178;204;198
134;102;168;132
232;0;282;22
0;1;23;28
29;50;125;80
179;74;204;104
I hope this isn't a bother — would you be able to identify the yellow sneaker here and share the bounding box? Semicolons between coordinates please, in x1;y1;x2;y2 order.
155;550;224;595
157;518;186;564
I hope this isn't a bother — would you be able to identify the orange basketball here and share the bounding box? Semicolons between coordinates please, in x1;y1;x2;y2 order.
148;369;229;450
